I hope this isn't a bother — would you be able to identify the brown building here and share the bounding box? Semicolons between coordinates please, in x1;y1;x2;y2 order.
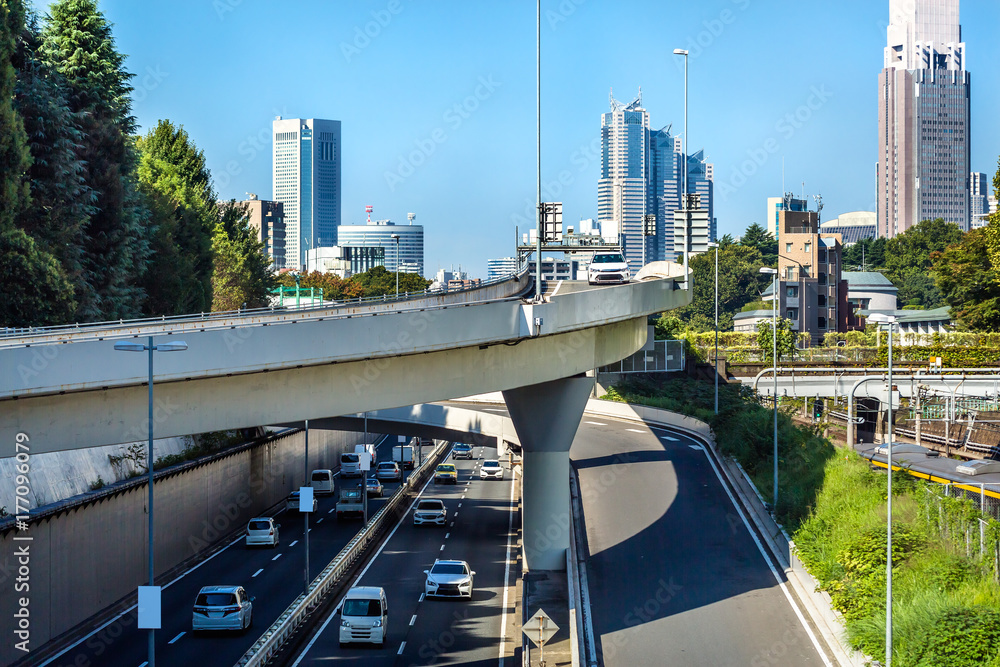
243;194;285;270
771;209;848;344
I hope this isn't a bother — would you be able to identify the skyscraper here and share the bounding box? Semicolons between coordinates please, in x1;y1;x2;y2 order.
971;171;990;229
272;117;341;269
336;218;425;276
877;0;970;238
598;90;714;271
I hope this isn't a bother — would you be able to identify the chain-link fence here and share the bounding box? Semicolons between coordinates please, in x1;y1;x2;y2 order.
921;483;1000;582
598;339;685;374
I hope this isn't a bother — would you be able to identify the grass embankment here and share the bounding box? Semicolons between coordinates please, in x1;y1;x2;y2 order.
603;375;1000;665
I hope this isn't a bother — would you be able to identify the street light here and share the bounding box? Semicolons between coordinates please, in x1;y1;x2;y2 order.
759;267;779;512
114;337;188;667
390;234;401;298
869;312;897;666
673;48;689;288
708;241;720;414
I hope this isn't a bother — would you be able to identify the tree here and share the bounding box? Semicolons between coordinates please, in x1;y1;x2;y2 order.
42;0;150;320
739;222;777;266
933;226;1000;331
883;218;964;308
136;120;216;315
756;317;796;364
669;243;771;332
842;237;886;272
211;201;276;311
348;265;431;297
276;270;363;301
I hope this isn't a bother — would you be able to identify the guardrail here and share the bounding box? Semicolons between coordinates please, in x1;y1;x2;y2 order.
234;440;449;667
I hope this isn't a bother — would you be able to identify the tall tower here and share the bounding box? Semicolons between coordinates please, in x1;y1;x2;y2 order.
272;117;342;270
877;0;970;238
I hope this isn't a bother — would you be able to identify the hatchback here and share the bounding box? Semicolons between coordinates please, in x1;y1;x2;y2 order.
192;585;254;633
245;517;279;547
365;476;384;497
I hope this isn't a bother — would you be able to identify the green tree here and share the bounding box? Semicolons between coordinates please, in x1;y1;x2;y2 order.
842;237;886;272
933;226;1000;331
276;270;363;301
348;265;431;297
739;222;777;265
669;243;771;332
42;0;150;320
883;218;964;308
136;120;216;315
756;317;796;363
211;201;276;311
0;0;75;326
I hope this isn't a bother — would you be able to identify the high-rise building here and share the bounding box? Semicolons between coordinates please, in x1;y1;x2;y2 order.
597;90;714;272
241;194;285;270
971;172;990;229
272;117;342;269
877;0;970;237
486;257;519;281
336;218;424;276
766;195;808;240
304;245;384;278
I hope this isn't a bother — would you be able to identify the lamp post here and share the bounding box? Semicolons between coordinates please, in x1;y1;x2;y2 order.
390;234;401;298
673;48;689;288
759;267;779;511
708;242;720;414
114;337;188;667
870;312;897;666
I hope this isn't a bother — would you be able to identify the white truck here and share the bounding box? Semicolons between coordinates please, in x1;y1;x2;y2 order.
393;445;415;470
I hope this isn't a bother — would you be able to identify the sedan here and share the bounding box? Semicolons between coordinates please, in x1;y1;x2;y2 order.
413;499;447;526
434;463;458;484
365;476;384;497
452;443;473;459
424;560;475;599
479;460;504;480
375;461;401;481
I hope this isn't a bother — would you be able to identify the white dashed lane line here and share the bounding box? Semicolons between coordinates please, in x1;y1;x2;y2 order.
626;428;645;434
660;435;679;442
289;540;298;547
419;593;425;602
252;568;264;578
440;544;445;551
445;532;450;539
409;614;417;626
398;642;407;655
272;553;282;561
168;632;185;644
585;421;607;426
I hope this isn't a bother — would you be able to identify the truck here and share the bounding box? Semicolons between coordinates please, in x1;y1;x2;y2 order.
393;445;415;470
335;485;365;521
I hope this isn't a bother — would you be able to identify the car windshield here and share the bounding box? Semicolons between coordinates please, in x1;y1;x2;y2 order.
343;599;382;617
431;563;467;576
437;465;455;472
196;592;236;606
342;454;359;463
593;253;625;264
455;444;470;450
484;461;500;469
248;520;270;531
418;501;444;511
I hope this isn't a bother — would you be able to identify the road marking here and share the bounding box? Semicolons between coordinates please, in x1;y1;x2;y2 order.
409;614;417;626
454;512;459;518
445;532;450;539
168;632;185;644
688;444;704;451
272;553;282;561
316;518;323;524
252;568;264;578
440;544;446;551
398;641;407;655
419;593;426;602
458;503;462;508
139;663;148;667
483;408;507;413
289;540;298;547
660;435;679;442
328;508;334;514
450;521;455;527
498;459;519;667
626;428;645;434
584;421;606;426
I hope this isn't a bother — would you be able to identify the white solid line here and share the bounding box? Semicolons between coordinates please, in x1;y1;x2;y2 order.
252;568;264;578
584;421;606;426
398;641;407;655
290;463;441;667
497;464;518;667
626;428;645;433
410;614;417;626
289;540;298;547
168;631;185;644
272;553;282;561
696;439;833;666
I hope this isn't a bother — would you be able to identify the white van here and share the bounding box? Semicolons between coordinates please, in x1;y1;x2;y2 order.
340;452;362;478
339;586;387;647
310;469;334;495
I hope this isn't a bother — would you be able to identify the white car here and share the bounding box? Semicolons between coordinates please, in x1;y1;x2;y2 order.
413;499;447;526
376;461;401;482
339;586;388;647
479;460;504;480
245;517;279;547
588;252;630;285
424;559;475;599
192;585;254;633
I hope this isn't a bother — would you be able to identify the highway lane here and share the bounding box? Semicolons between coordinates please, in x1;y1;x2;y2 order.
291;443;519;667
40;436;409;667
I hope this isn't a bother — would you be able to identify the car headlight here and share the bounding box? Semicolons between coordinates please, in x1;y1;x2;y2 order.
341;620;351;628
372;619;382;627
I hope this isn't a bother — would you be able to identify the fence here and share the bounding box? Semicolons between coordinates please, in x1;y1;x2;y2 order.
598;339;685;374
921;483;1000;582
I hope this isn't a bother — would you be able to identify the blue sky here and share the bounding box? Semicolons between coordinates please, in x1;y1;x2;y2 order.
29;0;1000;277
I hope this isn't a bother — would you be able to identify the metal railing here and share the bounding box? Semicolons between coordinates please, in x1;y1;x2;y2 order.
598;339;685;374
234;440;449;667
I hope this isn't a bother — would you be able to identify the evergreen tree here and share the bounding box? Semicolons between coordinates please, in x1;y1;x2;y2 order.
41;0;149;320
212;201;276;311
739;222;777;266
932;226;1000;331
136;120;216;314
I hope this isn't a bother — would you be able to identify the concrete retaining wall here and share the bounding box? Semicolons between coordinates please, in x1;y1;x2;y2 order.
0;427;367;666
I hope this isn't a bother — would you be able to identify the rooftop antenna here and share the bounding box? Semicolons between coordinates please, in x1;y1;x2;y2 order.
407;212;416;226
365;205;373;224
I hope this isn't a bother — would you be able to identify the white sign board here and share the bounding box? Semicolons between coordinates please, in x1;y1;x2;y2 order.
398;435;406;443
359;452;372;471
298;485;314;512
137;586;161;629
522;608;558;647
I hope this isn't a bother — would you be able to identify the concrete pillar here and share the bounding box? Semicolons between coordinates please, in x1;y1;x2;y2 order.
503;375;594;571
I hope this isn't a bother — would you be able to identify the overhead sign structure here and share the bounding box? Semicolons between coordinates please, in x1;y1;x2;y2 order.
540;202;563;242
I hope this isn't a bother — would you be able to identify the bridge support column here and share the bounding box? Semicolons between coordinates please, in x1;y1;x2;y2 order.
503;374;594;571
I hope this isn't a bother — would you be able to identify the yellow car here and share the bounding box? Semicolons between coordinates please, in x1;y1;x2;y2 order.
434;463;458;485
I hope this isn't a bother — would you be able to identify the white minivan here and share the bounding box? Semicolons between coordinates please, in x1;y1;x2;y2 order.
310;469;334;495
339;586;388;647
340;452;362;478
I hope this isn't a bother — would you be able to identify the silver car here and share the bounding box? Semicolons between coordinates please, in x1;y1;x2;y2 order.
245;517;279;548
192;585;254;633
424;559;475;599
413;499;447;526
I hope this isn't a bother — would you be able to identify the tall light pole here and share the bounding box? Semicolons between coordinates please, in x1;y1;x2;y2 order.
673;48;689;288
390;233;401;298
708;241;720;414
114;337;188;667
759;267;779;511
535;0;542;302
870;312;897;666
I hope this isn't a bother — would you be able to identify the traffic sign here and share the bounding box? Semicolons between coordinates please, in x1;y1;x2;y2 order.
522;608;558;647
